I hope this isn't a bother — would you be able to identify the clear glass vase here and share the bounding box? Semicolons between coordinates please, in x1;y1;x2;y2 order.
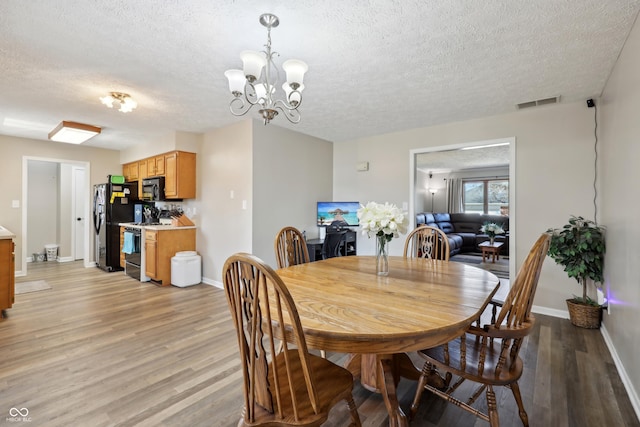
376;235;389;276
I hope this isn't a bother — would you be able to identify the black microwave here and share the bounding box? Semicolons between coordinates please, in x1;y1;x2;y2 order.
141;177;165;201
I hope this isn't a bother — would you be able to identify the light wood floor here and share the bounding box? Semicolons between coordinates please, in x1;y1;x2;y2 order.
1;261;638;427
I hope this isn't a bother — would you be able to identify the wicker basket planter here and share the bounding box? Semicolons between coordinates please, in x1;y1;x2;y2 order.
566;299;602;329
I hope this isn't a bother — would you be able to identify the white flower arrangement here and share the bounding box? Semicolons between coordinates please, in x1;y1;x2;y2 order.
480;222;505;238
357;201;408;242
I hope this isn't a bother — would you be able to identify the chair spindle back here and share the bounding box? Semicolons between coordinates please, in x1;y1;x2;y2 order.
223;253;319;423
404;225;451;261
274;226;310;269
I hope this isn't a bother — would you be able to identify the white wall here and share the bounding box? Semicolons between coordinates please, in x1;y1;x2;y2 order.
599;10;640;415
119;131;202;164
119;132;178;164
334;101;597;312
252;122;333;267
196;120;333;283
197;121;253;285
26;161;58;256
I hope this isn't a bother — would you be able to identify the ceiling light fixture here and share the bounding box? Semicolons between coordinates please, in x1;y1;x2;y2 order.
100;92;137;113
460;142;510;151
48;121;101;144
224;13;308;125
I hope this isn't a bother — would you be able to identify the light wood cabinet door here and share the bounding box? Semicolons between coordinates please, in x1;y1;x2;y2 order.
154;155;165;176
139;160;148;180
144;230;157;279
164;151;196;199
0;239;15;311
145;155;166;177
146;158;156;176
122;162;139;182
123;150;196;200
138;160;149;197
145;228;196;286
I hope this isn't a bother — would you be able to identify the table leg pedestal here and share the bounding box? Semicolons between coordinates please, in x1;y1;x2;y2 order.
346;353;424;427
377;355;407;427
345;352;448;426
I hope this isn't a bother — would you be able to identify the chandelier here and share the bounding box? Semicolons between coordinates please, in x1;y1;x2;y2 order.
224;13;308;125
100;92;137;113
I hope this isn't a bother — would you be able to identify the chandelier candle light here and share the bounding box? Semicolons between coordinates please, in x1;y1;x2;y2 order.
224;13;308;125
357;202;408;276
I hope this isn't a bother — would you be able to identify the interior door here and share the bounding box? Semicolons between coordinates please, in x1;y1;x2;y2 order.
73;167;86;260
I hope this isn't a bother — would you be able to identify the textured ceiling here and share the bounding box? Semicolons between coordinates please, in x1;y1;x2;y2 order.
416;144;511;173
1;0;639;151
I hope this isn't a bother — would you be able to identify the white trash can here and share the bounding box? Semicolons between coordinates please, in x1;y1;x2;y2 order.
45;244;59;262
171;251;202;287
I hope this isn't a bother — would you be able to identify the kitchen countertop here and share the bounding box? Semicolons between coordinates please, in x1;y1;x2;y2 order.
119;222;196;231
0;225;16;239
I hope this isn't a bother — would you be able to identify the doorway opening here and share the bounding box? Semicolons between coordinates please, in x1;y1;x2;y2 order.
409;137;516;283
21;156;91;276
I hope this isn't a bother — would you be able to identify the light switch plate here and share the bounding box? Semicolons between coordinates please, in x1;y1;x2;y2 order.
12;200;20;208
356;161;369;171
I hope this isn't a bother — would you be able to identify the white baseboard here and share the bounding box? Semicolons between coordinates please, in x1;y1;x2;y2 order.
531;304;569;319
201;276;223;289
600;323;640;422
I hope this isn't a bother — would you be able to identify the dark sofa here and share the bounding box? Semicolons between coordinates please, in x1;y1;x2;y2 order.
415;212;509;256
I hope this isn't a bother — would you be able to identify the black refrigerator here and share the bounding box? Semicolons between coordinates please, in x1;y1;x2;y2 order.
93;179;137;272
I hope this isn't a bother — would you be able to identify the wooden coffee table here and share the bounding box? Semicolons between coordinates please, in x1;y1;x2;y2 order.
478;241;504;263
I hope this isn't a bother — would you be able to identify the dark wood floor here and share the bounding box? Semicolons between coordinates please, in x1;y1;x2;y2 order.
1;261;638;427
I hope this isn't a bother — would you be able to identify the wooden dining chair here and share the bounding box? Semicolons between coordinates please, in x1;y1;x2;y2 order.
409;233;550;427
223;253;361;427
403;225;450;261
274;226;310;268
274;226;326;358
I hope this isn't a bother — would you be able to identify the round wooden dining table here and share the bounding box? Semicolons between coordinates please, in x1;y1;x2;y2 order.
275;255;500;427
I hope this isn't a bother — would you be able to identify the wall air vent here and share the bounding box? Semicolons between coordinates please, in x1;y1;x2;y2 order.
517;96;560;110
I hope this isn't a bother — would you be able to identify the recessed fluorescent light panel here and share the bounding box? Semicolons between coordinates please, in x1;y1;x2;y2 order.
48;121;101;144
460;142;509;151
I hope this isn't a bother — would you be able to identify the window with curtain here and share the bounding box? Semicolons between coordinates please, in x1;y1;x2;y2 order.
462;179;509;214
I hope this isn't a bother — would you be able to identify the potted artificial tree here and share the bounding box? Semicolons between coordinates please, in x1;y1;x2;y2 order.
547;216;606;328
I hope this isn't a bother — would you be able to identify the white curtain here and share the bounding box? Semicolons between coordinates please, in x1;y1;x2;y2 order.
446;178;463;213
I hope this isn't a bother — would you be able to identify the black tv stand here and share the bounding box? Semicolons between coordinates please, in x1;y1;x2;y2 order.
306;230;357;261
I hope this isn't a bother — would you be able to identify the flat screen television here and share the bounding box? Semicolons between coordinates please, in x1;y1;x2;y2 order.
317;201;360;227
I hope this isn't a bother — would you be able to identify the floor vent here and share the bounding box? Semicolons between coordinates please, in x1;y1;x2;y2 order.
517;96;560;109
